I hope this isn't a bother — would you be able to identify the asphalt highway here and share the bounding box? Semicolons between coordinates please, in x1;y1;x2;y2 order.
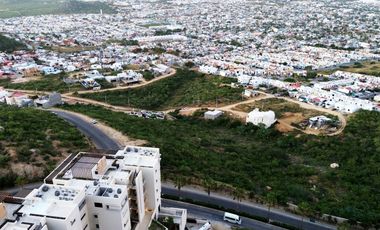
52;110;120;150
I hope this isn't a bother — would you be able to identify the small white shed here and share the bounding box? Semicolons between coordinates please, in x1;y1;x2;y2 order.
204;110;223;120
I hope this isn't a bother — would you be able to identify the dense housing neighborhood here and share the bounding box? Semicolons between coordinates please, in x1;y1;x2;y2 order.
1;0;380;230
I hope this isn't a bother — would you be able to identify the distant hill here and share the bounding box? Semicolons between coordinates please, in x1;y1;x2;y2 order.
0;0;116;18
0;34;26;52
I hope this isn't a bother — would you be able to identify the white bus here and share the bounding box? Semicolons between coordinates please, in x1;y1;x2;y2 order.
223;212;242;225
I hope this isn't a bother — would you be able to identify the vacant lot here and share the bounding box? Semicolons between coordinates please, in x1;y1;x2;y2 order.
319;61;380;76
61;103;380;225
233;98;323;118
79;69;244;110
233;98;337;133
0;73;83;93
0;0;115;18
0;105;90;188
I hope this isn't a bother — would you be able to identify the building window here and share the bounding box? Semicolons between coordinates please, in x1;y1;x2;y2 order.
106;205;109;209
70;219;76;226
94;215;98;218
83;224;88;230
94;202;103;208
96;224;99;228
81;213;86;221
79;199;86;211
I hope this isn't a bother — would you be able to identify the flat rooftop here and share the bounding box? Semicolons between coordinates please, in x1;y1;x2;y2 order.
19;184;83;219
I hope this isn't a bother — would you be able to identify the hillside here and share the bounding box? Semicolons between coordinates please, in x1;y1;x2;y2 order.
0;0;115;18
0;34;26;52
0;105;90;188
61;104;380;226
79;69;244;110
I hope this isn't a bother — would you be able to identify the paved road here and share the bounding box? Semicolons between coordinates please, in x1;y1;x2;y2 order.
51;109;336;230
162;186;336;230
51;110;120;150
162;199;285;230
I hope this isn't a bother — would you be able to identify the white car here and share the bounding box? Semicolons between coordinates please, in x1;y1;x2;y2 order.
92;119;98;124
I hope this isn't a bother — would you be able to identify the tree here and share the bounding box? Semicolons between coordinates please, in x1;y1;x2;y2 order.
15;176;27;189
231;187;245;210
264;192;278;222
174;175;187;198
298;201;312;230
202;177;216;196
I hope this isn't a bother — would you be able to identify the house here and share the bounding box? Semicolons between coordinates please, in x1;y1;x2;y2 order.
41;66;61;75
374;95;380;102
5;92;32;107
204;110;223;120
152;64;170;75
0;88;10;103
34;92;62;108
85;70;104;80
80;78;101;90
243;89;259;98
246;109;276;128
105;71;142;84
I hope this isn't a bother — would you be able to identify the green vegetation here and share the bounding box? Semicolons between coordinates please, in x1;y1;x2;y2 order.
120;39;139;46
0;73;82;93
0;105;90;188
154;29;183;36
314;44;355;51
0;0;115;18
148;220;167;230
61;103;380;226
0;34;26;52
318;61;380;76
141;70;155;81
79;69;244;110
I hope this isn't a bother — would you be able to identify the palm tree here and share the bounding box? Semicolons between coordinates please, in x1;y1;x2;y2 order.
174;175;187;198
298;202;312;230
231;187;245;210
202;177;216;196
264;192;278;223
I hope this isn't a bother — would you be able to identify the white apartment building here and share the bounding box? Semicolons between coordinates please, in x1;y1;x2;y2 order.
0;146;187;230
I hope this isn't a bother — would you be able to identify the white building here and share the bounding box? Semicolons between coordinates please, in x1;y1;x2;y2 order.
246;109;277;128
0;146;187;230
204;110;223;120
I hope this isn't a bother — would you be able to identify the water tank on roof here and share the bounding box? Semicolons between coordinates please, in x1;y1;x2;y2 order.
117;188;122;194
114;194;118;198
55;191;60;196
42;186;49;192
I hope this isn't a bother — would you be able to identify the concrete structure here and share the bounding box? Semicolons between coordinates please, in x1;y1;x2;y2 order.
246;109;276;128
0;146;187;230
204;110;223;120
34;92;62;108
